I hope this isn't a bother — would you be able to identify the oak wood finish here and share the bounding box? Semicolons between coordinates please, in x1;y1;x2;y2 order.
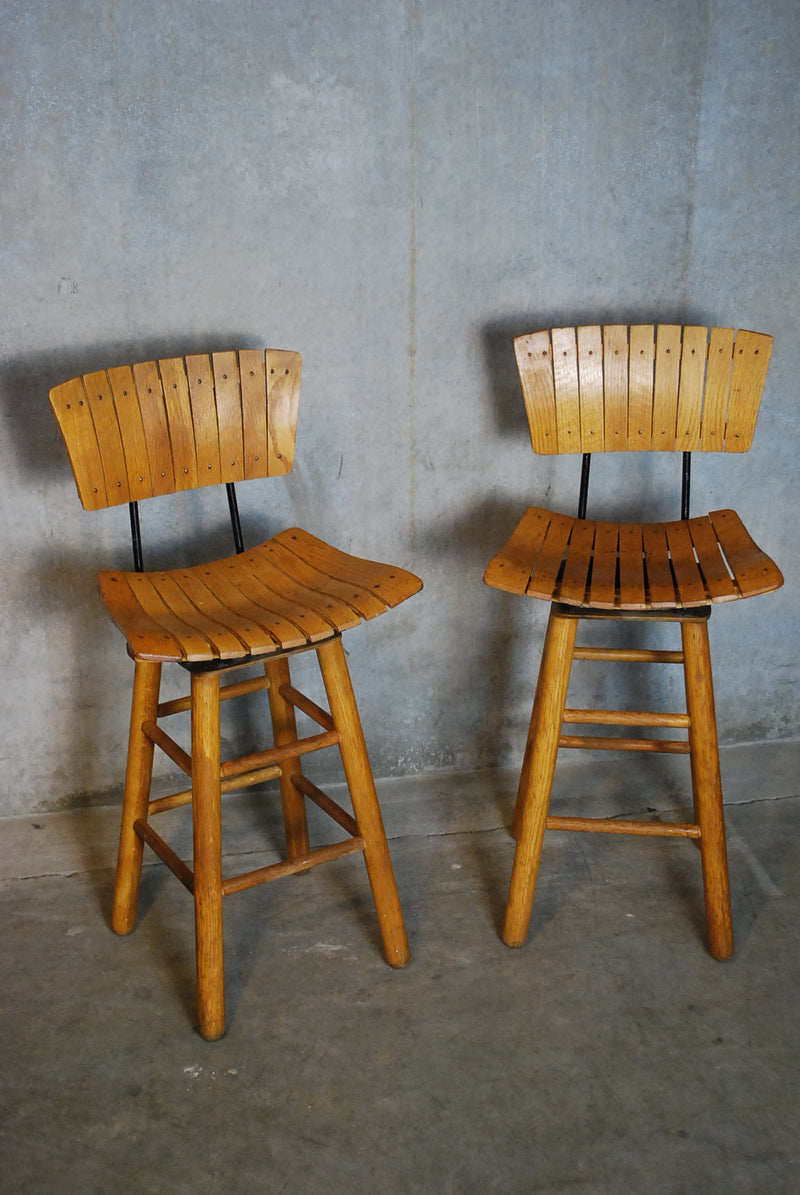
488;324;782;959
51;348;422;1039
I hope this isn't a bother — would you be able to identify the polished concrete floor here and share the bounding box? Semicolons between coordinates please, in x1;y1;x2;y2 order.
2;745;798;1193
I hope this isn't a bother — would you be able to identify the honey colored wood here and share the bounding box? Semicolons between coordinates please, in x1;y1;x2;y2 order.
509;325;774;458
681;618;733;958
504;609;577;946
514;330;558;453
490;321;780;963
577;324;604;449
51;344;421;1037
111;660;162;934
484;506;782;611
317;637;410;968
628;324;654;449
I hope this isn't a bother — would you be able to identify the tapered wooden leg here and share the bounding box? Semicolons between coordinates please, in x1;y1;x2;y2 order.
511;628;554;842
503;609;577;948
316;637;410;968
191;670;226;1039
112;659;162;935
682;619;734;960
265;656;311;860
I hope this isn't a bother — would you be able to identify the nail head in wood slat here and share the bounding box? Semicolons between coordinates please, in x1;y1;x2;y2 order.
239;349;269;480
132;359;176;495
212;351;245;483
577;325;604;450
83;369;132;505
186;354;222;485
106;365;153;500
551;327;581;453
652;324;682;450
628;325;655;450
602;325;629;448
724;330;773;452
515;331;558;453
49;375;108;509
158;356;198;489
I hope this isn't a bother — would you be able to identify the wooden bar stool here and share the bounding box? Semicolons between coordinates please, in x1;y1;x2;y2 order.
484;325;783;959
50;349;421;1038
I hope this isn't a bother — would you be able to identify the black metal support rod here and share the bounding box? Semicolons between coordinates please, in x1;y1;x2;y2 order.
226;482;245;554
681;452;692;520
577;453;592;520
129;501;144;572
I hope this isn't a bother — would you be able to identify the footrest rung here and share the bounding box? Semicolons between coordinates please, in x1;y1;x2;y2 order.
546;815;700;838
292;774;359;836
222;836;366;895
134;819;195;891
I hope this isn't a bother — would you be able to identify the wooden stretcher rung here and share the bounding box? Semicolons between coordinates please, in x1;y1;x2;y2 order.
546;815;700;838
134;819;194;891
220;729;339;780
563;708;690;728
573;646;684;663
292;773;359;837
157;673;270;717
558;733;690;754
278;683;335;731
143;720;192;774
222;836;366;896
148;764;283;815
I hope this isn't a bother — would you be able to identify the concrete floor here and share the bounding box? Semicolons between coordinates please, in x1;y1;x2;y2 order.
2;745;798;1194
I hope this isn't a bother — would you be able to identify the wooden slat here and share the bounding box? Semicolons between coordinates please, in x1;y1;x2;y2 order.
664;519;707;605
186;354;221;485
97;571;185;660
239;349;269;480
483;507;549;594
125;572;217;660
266;350;301;474
686;515;737;601
652;324;682;450
49;375;108;509
617;523;646;608
675;326;708;451
514;331;558;453
245;545;363;631
700;327;734;451
148;572;249;658
557;519;595;605
256;537;387;621
551;327;581;453
602;325;629;449
212;351;245;483
158;357;197;489
526;512;573;600
586;520;619;608
84;369;131;505
576;325;604;450
196;563;309;651
628;325;655;450
724;330;773;452
641;523;678;608
274;527;422;610
106;365;153;501
709;509;783;597
169;566;283;652
131;360;175;496
220;558;336;643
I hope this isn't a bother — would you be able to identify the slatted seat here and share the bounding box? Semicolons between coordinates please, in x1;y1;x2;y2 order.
484;324;783;960
50;349;422;1039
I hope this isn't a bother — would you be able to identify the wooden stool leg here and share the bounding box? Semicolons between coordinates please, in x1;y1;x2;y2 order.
681;619;734;960
265;656;311;860
503;609;577;948
191;670;226;1040
112;659;162;935
316;637;410;968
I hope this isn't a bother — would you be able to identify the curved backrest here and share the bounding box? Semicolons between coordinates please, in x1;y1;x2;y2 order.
514;325;772;456
49;349;301;510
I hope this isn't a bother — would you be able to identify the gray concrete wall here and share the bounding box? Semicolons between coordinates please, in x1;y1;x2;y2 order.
1;0;797;817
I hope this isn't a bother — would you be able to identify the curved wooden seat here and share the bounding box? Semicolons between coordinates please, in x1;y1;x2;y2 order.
485;324;783;963
100;527;421;664
50;348;421;1039
485;506;782;610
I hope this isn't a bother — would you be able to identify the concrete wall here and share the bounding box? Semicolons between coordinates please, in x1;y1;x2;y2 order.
1;0;797;816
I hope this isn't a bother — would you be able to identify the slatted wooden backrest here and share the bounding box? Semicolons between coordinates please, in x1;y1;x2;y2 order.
514;325;772;456
49;349;301;510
